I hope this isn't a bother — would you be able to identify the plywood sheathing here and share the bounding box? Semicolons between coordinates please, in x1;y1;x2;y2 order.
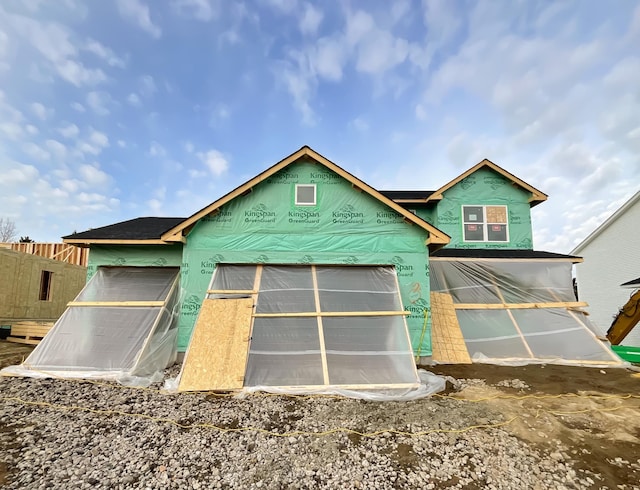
0;248;86;323
178;298;254;392
430;292;472;364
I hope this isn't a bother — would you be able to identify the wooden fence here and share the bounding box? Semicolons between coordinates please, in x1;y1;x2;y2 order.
0;243;88;267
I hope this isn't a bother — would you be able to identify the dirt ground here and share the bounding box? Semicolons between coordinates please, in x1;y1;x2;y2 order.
1;341;639;488
0;341;32;371
429;363;640;489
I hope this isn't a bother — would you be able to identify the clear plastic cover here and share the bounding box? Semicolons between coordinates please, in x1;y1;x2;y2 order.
221;264;421;389
2;266;181;385
239;369;447;401
77;267;178;301
431;259;622;366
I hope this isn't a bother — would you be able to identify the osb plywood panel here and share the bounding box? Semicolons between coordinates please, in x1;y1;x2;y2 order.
179;298;254;392
430;292;472;364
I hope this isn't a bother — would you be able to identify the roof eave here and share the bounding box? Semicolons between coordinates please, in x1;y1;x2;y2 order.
63;238;183;246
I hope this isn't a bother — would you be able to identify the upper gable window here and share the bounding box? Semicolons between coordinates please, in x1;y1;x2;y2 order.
295;184;316;206
462;205;508;242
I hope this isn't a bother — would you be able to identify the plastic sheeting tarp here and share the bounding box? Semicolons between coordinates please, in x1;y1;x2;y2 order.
2;267;181;385
430;259;622;366
200;264;422;392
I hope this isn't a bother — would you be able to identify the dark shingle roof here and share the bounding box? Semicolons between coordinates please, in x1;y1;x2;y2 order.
379;190;435;201
621;277;640;287
63;217;186;240
432;248;582;260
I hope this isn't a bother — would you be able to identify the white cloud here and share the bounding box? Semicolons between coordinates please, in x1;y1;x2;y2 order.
5;13;107;86
350;117;369;132
117;139;126;148
30;102;51;120
312;37;347;81
149;141;166;157
86;91;112;115
172;0;217;22
78;164;110;187
127;93;142;106
0;122;24;140
354;29;410;75
84;39;126;68
0;163;39;186
116;0;162;39
76;131;108;156
276;55;316;125
89;130;109;148
58;123;79;138
25;124;39;135
45;139;67;159
71;102;85;112
184;141;194;153
264;0;297;14
299;3;323;36
197;149;229;176
23;142;50;160
140;75;157;97
147;198;163;214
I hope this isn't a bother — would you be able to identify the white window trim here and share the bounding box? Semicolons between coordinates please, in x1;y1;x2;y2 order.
461;205;509;243
295;184;316;206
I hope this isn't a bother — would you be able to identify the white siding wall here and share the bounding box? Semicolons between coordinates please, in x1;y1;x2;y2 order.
574;198;640;344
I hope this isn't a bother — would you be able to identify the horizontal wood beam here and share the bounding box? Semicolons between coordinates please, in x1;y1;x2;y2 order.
453;301;588;310
67;301;165;307
253;310;410;318
207;289;257;294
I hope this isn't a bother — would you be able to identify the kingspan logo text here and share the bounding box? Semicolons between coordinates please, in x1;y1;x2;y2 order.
289;210;320;219
245;209;276;218
332;210;364;219
310;172;340;180
377;211;400;219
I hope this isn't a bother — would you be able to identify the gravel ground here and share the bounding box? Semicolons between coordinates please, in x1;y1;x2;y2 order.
3;366;637;490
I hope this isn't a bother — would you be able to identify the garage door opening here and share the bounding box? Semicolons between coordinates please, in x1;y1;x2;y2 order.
178;264;421;392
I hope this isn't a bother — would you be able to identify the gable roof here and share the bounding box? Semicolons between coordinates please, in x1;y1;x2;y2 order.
63;217;186;245
571;190;640;254
426;158;548;207
161;146;451;250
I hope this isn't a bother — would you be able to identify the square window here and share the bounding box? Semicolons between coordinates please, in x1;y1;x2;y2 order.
295;184;316;206
463;206;483;222
464;223;484;241
487;224;507;241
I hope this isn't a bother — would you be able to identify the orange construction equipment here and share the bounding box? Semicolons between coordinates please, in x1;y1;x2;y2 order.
606;289;640;345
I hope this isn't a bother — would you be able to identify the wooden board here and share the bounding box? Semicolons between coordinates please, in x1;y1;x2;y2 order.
6;321;54;345
178;298;254;392
430;292;472;364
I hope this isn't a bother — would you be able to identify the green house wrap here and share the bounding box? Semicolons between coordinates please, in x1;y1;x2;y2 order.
178;159;435;353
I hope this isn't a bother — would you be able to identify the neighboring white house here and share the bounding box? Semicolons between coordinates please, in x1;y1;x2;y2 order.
571;190;640;344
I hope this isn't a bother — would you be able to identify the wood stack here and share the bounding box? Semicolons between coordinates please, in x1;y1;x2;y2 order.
6;321;54;345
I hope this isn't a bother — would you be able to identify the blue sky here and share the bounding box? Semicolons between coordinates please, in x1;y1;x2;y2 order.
0;0;638;252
